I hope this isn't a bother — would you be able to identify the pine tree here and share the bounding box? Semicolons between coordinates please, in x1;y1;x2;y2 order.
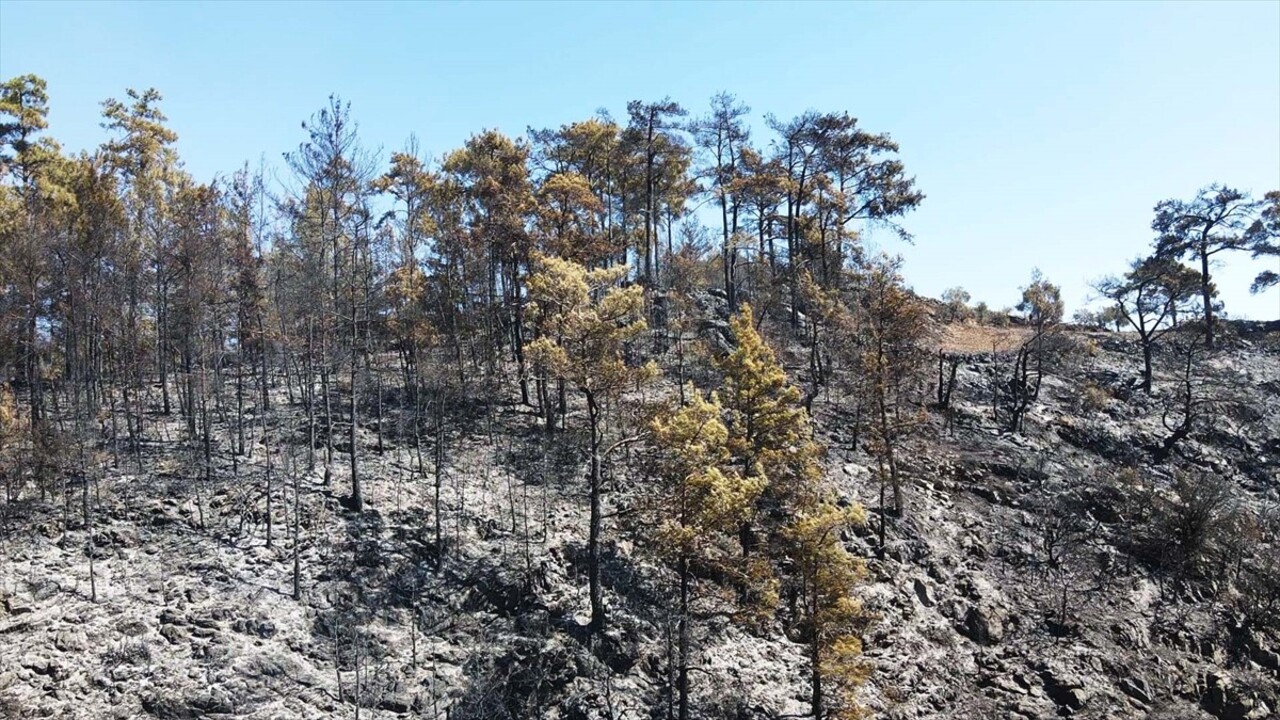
856;258;930;537
524;253;653;634
716;304;870;719
650;386;765;719
717;304;822;537
785;499;870;720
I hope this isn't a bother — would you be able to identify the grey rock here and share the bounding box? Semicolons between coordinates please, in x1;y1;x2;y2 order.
1119;675;1152;705
378;691;415;713
188;613;220;630
1200;670;1255;720
959;604;1005;645
159;624;187;644
4;595;34;615
1250;645;1279;671
913;577;937;607
1041;668;1090;711
54;628;86;651
21;654;63;680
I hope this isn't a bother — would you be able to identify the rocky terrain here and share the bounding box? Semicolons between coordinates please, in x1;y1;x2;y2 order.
1;311;1278;720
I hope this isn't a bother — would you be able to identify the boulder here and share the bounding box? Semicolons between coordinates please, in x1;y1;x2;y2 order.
1250;644;1280;671
1119;675;1153;705
1040;667;1090;711
159;625;187;645
959;603;1005;645
21;654;64;681
913;577;937;608
232;617;277;639
4;595;34;616
1200;670;1257;720
54;629;86;652
377;690;416;713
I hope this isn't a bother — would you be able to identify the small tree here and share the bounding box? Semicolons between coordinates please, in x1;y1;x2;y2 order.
854;257;930;550
1154;329;1226;462
1152;185;1269;348
1003;270;1064;432
649;386;764;720
1095;256;1201;392
714;304;870;719
524;253;652;634
785;499;870;720
0;385;17;501
941;286;971;322
717;304;822;553
972;301;990;325
1098;305;1126;332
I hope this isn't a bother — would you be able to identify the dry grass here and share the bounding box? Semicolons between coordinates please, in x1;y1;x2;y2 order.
937;323;1030;354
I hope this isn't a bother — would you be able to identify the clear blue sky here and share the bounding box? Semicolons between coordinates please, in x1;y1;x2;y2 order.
2;0;1278;318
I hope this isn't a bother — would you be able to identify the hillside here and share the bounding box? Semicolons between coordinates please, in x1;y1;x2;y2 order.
1;305;1277;720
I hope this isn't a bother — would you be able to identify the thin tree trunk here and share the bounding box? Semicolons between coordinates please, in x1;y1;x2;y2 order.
677;552;690;720
587;390;605;635
1200;242;1214;349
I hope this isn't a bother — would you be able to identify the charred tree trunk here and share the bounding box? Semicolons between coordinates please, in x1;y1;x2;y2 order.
587;389;605;636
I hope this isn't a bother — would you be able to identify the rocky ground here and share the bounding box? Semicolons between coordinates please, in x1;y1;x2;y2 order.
1;314;1277;719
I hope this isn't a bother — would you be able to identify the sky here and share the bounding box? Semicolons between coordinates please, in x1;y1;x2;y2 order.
2;0;1278;319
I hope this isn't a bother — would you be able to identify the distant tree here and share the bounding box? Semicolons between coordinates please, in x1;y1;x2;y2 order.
1003;270;1064;432
101;86;184;427
1152;185;1269;348
972;300;990;325
283;95;378;509
442;129;536;402
731;145;790;279
1018;269;1064;330
528;115;625;265
692;92;751;310
1;75;82;446
768;110;923;326
1248;190;1280;294
1095;256;1202;392
1071;309;1102;329
625;99;689;287
941;286;971;322
1098;305;1125;332
534;171;606;266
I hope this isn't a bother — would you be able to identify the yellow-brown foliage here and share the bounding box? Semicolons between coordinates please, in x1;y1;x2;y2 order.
525;253;653;394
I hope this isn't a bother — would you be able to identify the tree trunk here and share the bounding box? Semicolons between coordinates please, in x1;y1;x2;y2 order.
434;396;445;565
1141;342;1154;393
677;552;691;720
810;588;824;720
1200;243;1214;349
350;341;362;512
587;390;605;635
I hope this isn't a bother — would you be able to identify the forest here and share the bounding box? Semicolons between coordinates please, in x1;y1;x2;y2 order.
1;73;1279;720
